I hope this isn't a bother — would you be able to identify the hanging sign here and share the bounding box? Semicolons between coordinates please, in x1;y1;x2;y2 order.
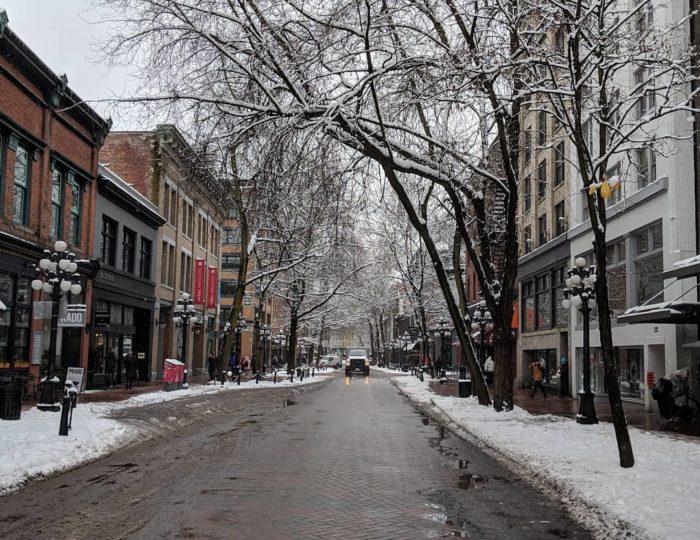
194;259;206;304
207;267;219;309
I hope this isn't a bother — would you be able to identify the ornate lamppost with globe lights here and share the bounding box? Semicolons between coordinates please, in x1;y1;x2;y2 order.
259;324;271;374
434;318;452;383
31;240;82;411
470;300;493;370
172;291;199;373
562;257;599;425
236;313;247;367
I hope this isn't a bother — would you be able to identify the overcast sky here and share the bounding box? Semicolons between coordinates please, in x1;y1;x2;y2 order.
1;0;137;128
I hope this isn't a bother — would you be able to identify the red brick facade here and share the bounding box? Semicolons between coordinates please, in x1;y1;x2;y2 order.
0;21;110;378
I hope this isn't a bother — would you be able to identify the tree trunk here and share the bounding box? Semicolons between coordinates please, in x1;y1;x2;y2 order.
288;310;299;373
593;228;635;468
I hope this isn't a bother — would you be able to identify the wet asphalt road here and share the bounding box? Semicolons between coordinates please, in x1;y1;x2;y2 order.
0;372;590;539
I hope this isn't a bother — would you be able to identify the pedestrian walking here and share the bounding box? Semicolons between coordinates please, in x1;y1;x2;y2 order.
207;353;217;381
105;347;117;389
241;355;251;374
484;356;495;386
124;352;137;390
529;359;547;399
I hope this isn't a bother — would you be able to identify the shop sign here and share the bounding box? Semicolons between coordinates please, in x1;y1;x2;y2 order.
206;267;218;309
194;259;206;304
123;337;132;353
95;310;110;327
243;293;252;305
58;305;87;328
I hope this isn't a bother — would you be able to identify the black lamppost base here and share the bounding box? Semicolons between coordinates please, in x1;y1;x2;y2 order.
37;379;61;412
576;390;599;424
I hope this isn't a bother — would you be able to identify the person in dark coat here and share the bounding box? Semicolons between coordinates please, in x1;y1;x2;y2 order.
207;353;217;381
124;353;137;390
105;348;117;388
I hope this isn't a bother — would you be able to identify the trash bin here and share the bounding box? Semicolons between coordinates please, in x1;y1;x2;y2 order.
0;375;25;420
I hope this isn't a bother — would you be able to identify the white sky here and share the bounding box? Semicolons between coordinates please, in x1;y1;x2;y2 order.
1;0;137;128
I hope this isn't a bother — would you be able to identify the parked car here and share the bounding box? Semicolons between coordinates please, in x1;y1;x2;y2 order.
345;349;370;376
320;355;341;368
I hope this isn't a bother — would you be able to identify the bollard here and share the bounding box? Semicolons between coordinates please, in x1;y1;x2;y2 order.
256;371;261;384
183;369;189;390
67;383;78;429
273;370;278;384
458;366;471;398
439;369;447;384
419;370;424;382
290;371;294;383
312;367;315;378
58;395;71;436
300;370;305;382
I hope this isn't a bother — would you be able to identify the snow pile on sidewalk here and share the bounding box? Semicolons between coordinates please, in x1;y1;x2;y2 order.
0;371;334;496
395;376;700;540
0;405;136;496
373;366;411;375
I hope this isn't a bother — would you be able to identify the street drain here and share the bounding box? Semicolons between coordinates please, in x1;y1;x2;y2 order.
457;473;487;490
283;399;296;407
457;460;469;469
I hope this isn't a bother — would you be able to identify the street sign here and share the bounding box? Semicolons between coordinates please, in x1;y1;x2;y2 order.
243;293;252;305
66;367;85;393
58;308;86;328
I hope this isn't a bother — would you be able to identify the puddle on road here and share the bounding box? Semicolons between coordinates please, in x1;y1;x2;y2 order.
200;488;237;495
457;473;487;490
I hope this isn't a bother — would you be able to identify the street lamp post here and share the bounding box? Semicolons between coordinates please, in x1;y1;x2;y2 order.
401;332;410;371
32;240;82;412
236;313;247;368
470;300;493;370
434;319;451;384
562;257;599;425
172;292;198;365
259;324;271;374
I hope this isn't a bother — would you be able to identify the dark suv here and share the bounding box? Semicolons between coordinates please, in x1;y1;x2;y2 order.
345;349;370;376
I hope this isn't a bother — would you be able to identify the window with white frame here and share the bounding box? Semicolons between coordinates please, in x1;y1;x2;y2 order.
633;222;663;304
634;67;655;118
635;146;656;189
606;239;627;317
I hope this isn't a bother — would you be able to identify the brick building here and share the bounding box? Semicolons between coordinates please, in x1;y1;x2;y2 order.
0;13;110;385
99;125;225;378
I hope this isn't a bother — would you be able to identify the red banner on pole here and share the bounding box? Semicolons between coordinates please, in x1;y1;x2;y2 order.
194;259;206;304
207;267;218;309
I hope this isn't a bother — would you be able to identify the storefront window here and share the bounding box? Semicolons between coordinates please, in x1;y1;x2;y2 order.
0;273;31;365
618;348;644;399
536;274;551;329
110;303;124;325
124;306;134;326
576;347;606;394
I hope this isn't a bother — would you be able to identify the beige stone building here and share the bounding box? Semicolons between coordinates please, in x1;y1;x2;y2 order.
517;97;572;392
100;125;225;378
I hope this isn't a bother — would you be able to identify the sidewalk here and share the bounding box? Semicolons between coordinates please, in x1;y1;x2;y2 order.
429;378;700;437
21;374;212;410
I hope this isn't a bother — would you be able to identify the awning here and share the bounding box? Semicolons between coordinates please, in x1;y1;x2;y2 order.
662;255;700;280
617;302;700;325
